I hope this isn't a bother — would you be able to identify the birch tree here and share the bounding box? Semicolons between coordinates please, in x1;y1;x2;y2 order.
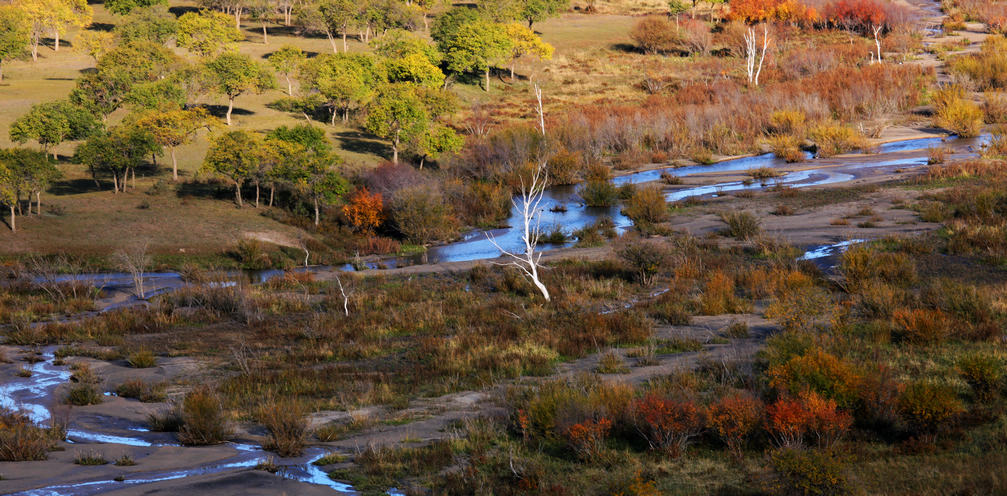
743;23;769;87
487;161;550;301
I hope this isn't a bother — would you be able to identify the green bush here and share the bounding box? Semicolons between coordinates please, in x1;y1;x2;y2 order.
581;180;619;207
897;381;964;438
958;353;1004;402
622;185;669;231
719;211;762;240
616;238;669;286
767;448;851;496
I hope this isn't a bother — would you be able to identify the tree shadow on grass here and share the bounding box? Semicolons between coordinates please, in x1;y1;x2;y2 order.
89;23;115;32
204;104;255;120
168;6;199;16
333;131;389;159
48;179;105;196
176;180;233;201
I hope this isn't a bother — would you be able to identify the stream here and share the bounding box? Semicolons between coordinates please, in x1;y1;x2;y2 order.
1;350;373;495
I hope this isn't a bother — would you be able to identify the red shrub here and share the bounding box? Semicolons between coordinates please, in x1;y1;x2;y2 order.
801;391;853;448
767;397;812;448
707;393;764;457
823;0;886;32
630;394;704;457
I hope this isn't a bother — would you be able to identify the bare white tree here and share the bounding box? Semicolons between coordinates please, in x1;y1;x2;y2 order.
116;241;151;299
487;162;551;302
534;83;546;136
871;24;883;64
333;274;352;316
744;24;770;87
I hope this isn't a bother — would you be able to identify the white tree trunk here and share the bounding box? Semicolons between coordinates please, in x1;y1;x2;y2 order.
487;162;550;301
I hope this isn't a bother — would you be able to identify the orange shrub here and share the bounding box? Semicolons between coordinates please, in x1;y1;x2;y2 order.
801;391;853;448
728;0;818;24
630;394;705;457
708;393;764;456
342;187;384;235
564;417;612;460
890;308;953;345
767;397;812;448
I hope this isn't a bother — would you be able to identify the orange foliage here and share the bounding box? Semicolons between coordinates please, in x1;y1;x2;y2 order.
342;187;384;235
707;393;764;456
891;308;953;344
564;417;612;459
767;392;851;448
728;0;818;24
767;397;813;448
630;394;704;457
823;0;886;32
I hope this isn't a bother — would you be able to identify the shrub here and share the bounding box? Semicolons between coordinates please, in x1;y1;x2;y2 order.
840;245;916;289
770;135;806;162
770;110;808;136
984;92;1007;123
630;17;681;54
116;379;167;402
767;397;812;448
927;146;947;165
809;123;868;157
546;148;584;185
126;349;156;368
708;392;763;457
958;353;1003;402
802;391;853;449
177;386;232;445
148;404;184;432
623;185;669;231
595;351;630;374
616;238;669;286
949;37;1007;90
342;187;384;235
766;286;833;333
390;185;459;244
258;399;309;457
719;211;761;240
897;381;963;440
932;85;984;137
647;292;692;325
0;408;51;461
767;350;863;409
890;308;953;344
580;180;619;207
698;269;746;315
630;394;704;457
563;417;612;460
767;448;851;496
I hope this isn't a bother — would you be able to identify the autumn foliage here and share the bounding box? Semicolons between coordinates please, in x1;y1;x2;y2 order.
728;0;818;24
342;187;384;235
564;417;613;460
707;393;764;457
767;392;852;448
630;394;704;457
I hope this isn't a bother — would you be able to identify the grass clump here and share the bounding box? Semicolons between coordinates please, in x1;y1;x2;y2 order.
0;408;53;461
258;399;309;457
177;387;232;446
595;351;630;374
933;85;985;138
116;379;167;403
126;349;157;368
719;211;762;240
73;449;108;466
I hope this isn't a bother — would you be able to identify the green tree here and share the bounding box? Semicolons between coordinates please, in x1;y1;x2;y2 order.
0;160;17;232
70;41;183;118
177;10;244;56
430;7;482;50
74;125;158;193
267;123;331;153
301;52;385;124
263;124;331;207
372;29;445;87
312;0;358;53
9;100;100;159
0;148;60;220
412;124;463;169
201;130;264;206
0;6;30;81
519;0;569;28
247;0;274;43
205;52;276;125
479;0;521;22
363;83;429;164
441;20;512;91
274;143;347;225
134;107;218;181
113;5;178;45
268;45;307;95
104;0;169;16
125;79;187;110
